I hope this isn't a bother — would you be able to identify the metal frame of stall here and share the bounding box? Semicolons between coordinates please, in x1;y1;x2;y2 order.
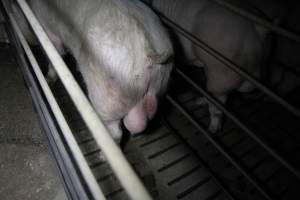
1;0;300;199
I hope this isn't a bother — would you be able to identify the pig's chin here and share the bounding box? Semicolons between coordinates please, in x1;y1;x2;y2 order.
123;94;157;135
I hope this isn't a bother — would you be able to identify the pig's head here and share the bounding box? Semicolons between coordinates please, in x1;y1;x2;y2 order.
78;5;174;141
123;51;174;134
81;49;173;140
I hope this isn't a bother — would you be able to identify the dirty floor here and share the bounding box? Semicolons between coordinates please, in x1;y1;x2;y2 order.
0;43;67;200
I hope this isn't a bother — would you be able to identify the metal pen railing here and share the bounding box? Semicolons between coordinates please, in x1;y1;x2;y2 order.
5;0;153;199
145;0;300;167
7;11;107;200
144;0;300;199
158;13;300;120
212;0;300;43
175;68;300;180
153;7;300;180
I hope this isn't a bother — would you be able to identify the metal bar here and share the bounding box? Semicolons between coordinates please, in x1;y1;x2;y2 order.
6;9;106;200
166;95;275;200
156;13;300;120
175;68;300;180
34;92;78;200
14;0;152;199
213;0;300;43
26;76;84;200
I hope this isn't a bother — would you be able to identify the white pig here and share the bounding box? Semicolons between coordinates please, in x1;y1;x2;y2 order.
13;0;174;143
148;0;269;132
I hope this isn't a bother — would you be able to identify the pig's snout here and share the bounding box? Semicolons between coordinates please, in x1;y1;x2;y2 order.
123;94;157;134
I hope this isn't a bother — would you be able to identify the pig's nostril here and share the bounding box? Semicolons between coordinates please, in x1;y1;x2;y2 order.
120;119;130;149
120;119;130;134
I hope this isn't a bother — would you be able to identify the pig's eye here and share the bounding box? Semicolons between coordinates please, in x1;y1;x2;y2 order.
148;54;173;70
161;54;174;65
148;53;174;66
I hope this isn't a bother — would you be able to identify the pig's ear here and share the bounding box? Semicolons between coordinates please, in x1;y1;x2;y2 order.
148;52;174;65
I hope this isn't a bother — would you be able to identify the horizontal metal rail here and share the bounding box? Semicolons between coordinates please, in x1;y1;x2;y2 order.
213;0;300;43
175;68;300;180
13;0;152;199
5;8;106;200
155;12;300;120
166;95;274;200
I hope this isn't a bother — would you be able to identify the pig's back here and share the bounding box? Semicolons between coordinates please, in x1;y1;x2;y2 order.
28;0;107;56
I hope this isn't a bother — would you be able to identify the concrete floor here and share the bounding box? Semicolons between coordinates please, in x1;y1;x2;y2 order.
0;43;67;200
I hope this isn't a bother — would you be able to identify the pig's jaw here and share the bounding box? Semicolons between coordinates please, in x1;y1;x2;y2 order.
123;94;157;134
